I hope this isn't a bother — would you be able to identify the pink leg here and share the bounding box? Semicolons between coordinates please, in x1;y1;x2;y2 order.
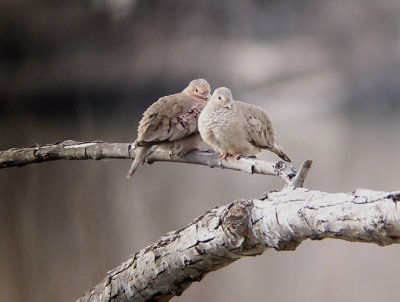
233;153;243;160
220;152;230;160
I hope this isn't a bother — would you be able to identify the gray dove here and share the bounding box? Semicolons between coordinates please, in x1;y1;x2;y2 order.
198;87;291;162
127;79;211;177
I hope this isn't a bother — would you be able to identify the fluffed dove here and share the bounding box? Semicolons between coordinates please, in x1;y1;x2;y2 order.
198;87;291;162
127;79;211;178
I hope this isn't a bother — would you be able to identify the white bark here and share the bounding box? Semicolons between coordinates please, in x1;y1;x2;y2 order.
77;188;400;301
0;140;298;184
3;141;398;301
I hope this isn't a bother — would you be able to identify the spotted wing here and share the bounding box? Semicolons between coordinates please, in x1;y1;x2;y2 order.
136;94;205;146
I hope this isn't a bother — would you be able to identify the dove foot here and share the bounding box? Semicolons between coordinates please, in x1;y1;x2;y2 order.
233;153;243;160
220;152;231;160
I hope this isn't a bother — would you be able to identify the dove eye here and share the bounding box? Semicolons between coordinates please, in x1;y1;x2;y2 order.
195;88;199;92
218;96;222;100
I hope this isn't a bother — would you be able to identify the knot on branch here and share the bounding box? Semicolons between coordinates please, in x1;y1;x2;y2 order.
273;161;296;181
388;193;400;203
223;201;251;246
222;201;265;256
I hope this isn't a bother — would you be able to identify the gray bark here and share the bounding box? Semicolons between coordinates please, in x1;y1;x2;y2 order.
77;188;400;302
3;140;397;301
0;140;297;183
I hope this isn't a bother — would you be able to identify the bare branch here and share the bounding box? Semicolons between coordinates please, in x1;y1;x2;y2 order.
0;140;298;181
290;159;313;188
77;188;400;301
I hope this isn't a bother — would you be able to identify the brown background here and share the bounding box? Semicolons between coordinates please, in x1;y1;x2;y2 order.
1;1;400;301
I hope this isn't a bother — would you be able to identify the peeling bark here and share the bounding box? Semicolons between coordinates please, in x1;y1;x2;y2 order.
0;140;297;182
3;140;396;301
77;188;400;301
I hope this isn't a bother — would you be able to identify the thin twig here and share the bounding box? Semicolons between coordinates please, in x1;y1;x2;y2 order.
291;159;313;188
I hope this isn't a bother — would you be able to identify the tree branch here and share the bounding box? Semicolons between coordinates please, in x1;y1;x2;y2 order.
0;140;298;183
77;188;400;301
290;159;313;188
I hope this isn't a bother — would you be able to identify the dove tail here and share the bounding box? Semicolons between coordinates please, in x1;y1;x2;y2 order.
126;146;153;178
276;150;291;162
273;142;291;162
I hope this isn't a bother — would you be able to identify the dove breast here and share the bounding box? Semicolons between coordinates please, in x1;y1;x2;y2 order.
199;100;260;156
199;86;290;162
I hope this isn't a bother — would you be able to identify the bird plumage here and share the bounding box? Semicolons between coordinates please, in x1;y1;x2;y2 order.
198;87;291;162
127;79;211;178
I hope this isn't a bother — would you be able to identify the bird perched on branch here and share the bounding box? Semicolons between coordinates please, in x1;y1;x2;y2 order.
198;87;291;162
127;79;211;178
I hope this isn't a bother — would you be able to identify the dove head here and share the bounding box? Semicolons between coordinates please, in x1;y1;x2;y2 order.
211;87;234;109
185;79;211;100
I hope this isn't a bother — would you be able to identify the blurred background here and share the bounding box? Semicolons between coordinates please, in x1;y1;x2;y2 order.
1;0;400;301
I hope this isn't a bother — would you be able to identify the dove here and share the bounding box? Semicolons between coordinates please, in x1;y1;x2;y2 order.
127;79;211;178
198;87;291;162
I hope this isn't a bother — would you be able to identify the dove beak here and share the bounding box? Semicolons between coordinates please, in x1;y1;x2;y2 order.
224;103;233;110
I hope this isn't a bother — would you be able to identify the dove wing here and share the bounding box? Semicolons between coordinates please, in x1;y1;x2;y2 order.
137;93;205;146
237;101;276;149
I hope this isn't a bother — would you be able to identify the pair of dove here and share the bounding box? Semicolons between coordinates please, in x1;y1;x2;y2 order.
127;79;291;178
